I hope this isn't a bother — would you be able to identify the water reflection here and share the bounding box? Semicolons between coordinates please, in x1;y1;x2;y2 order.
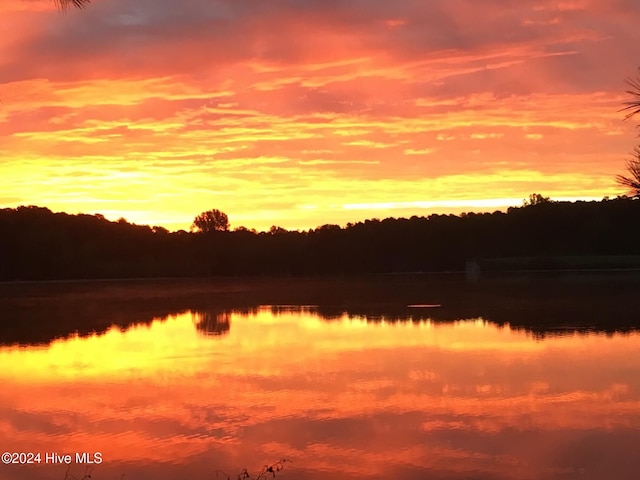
2;300;639;348
1;307;640;480
193;310;231;337
4;274;640;347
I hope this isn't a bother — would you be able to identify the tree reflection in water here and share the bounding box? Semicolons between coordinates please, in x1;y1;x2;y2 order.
192;310;231;337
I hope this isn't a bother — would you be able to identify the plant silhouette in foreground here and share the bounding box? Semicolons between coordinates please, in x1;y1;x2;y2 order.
216;458;292;480
61;460;289;480
616;145;640;196
55;0;91;9
617;68;640;197
621;68;640;122
63;465;94;480
63;465;126;480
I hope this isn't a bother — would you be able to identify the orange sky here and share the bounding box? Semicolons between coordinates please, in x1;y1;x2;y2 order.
1;0;639;231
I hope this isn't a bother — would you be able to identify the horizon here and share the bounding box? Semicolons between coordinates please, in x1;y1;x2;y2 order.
1;1;639;231
0;195;609;232
5;194;614;233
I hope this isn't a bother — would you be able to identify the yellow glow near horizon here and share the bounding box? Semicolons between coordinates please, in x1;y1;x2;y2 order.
0;1;637;230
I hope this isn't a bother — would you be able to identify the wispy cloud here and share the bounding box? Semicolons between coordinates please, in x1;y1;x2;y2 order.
0;0;638;230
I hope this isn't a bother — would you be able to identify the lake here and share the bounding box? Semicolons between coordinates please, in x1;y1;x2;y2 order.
1;275;639;480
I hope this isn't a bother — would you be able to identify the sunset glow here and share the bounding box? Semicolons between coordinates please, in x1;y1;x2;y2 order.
1;309;639;479
1;0;639;230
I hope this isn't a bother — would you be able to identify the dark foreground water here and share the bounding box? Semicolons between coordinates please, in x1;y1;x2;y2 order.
1;276;639;480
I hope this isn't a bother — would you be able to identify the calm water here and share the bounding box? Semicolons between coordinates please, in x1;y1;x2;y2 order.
1;301;640;480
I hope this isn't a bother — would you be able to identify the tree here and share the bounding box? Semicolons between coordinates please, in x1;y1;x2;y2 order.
522;193;551;207
617;68;640;197
616;146;640;197
621;67;640;123
191;209;229;233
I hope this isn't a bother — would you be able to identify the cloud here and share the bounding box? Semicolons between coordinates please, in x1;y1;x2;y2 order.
0;0;638;229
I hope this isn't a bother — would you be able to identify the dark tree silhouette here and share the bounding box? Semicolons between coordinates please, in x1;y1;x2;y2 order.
621;68;640;122
617;68;640;196
192;209;230;233
522;193;552;206
3;199;640;281
616;146;640;197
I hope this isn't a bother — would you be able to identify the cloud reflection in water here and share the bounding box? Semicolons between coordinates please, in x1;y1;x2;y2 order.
0;307;639;480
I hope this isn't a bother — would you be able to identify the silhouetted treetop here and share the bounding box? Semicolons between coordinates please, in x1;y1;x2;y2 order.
616;146;640;197
191;209;230;233
522;193;552;207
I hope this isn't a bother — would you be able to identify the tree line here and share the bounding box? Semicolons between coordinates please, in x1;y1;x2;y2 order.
1;196;640;281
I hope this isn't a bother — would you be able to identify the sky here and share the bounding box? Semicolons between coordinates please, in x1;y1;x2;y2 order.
1;0;640;231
